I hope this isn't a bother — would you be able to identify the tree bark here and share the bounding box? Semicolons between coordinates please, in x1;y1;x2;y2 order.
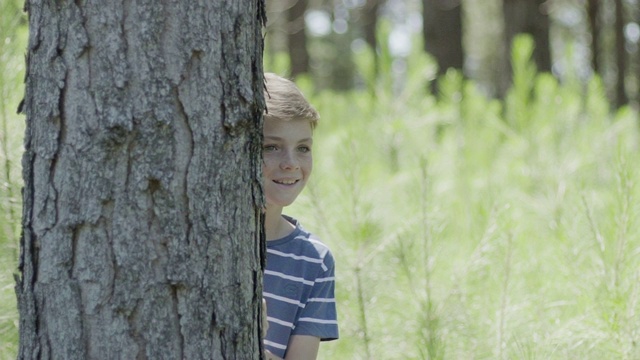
16;0;266;359
422;0;464;75
287;0;310;78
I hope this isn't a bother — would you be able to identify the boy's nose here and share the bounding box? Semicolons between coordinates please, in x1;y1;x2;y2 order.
280;152;299;170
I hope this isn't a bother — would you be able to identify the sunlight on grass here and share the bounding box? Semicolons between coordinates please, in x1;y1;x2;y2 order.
279;37;640;360
0;267;18;359
0;0;26;358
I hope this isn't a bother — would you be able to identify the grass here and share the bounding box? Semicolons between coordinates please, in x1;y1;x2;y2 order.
278;37;639;359
1;6;639;357
0;0;26;358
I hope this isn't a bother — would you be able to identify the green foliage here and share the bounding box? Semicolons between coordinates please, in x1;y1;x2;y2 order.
263;51;291;79
0;0;26;358
275;37;640;359
505;35;537;131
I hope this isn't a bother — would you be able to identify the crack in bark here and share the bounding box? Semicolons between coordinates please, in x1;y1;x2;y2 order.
107;220;118;304
16;149;41;358
174;86;193;247
126;299;146;360
170;284;185;358
69;225;79;280
48;56;67;237
256;0;267;26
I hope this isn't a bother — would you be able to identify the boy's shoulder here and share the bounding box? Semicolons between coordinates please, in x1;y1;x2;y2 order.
271;215;334;264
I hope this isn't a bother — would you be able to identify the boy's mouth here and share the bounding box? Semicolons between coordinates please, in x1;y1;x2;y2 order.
273;179;298;185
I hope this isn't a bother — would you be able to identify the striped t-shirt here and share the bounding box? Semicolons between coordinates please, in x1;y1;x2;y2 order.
263;216;339;358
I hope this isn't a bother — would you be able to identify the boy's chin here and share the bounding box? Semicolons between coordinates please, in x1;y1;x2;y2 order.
265;199;296;210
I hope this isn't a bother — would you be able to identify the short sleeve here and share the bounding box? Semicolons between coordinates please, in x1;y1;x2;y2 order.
292;250;339;341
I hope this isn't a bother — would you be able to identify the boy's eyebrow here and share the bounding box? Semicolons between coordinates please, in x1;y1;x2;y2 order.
264;136;313;143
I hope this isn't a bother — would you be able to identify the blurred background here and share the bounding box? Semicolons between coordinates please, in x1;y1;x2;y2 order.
264;0;639;108
2;1;640;359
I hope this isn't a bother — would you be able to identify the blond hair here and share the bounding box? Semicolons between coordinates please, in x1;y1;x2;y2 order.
264;73;319;129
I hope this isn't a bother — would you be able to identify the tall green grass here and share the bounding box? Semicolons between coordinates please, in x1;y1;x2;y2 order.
0;0;27;358
273;36;640;359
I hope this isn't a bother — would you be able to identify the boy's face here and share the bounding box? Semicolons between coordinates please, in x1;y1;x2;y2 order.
262;118;313;210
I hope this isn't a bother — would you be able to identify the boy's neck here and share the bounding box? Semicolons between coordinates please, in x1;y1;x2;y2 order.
264;207;295;241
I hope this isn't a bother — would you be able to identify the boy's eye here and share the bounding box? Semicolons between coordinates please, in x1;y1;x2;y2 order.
297;145;311;153
263;145;278;152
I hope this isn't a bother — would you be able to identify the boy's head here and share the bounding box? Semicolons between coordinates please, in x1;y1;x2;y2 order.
262;73;318;210
263;73;319;129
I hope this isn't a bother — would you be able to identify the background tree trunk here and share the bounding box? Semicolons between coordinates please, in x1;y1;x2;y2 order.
614;0;629;107
502;0;551;73
361;0;381;77
637;1;640;108
499;0;550;97
422;0;464;75
287;0;311;78
16;1;266;359
587;0;601;74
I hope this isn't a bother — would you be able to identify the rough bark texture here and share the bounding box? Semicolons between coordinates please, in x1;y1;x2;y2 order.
17;0;267;359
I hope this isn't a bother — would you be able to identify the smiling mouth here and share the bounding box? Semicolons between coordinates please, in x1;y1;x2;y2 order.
273;179;298;185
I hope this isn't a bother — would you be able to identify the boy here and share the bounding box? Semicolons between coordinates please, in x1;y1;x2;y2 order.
261;73;339;359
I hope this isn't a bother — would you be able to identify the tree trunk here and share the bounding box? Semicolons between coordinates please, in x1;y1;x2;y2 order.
587;0;601;74
637;1;640;109
422;0;464;75
16;1;266;359
361;0;381;77
287;0;310;78
362;0;380;52
500;0;551;97
614;0;629;107
502;0;551;72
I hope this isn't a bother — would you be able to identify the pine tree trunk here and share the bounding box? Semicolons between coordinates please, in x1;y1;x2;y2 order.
16;1;266;359
422;0;464;93
362;0;380;52
500;0;551;96
422;0;464;74
528;0;551;73
587;0;601;73
361;0;381;77
614;0;629;107
287;0;310;78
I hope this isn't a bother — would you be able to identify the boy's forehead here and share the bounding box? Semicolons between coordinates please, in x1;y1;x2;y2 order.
263;118;314;132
